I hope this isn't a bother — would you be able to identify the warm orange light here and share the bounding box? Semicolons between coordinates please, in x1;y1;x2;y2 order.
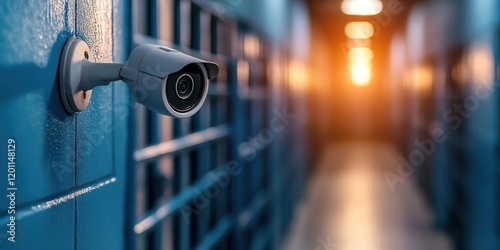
469;42;494;87
345;38;372;51
267;59;283;88
289;61;309;91
351;63;372;86
348;48;374;63
237;60;249;95
405;65;433;92
345;22;374;39
341;0;383;16
244;35;260;58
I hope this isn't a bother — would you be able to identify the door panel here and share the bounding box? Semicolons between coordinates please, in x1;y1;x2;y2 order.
0;0;76;208
0;0;77;249
0;0;127;249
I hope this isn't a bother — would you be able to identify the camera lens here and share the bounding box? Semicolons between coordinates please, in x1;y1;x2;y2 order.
166;65;206;113
175;74;194;99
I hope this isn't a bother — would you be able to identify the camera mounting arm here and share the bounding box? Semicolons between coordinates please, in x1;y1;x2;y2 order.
80;61;124;91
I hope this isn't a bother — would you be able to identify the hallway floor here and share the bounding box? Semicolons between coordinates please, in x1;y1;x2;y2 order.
283;143;452;250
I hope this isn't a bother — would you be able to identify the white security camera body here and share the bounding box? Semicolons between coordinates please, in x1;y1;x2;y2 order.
120;45;219;118
59;38;219;118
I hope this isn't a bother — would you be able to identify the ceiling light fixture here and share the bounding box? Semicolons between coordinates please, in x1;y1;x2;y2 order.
345;22;374;39
341;0;383;16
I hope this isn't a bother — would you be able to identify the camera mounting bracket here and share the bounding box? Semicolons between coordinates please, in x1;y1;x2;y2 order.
59;37;123;114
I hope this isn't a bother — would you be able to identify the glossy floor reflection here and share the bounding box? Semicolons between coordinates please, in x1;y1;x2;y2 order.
284;143;452;250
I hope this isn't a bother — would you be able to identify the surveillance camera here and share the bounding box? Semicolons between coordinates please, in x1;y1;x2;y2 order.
58;38;219;118
120;45;219;118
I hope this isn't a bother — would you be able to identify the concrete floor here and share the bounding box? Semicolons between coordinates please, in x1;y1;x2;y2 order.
283;143;452;250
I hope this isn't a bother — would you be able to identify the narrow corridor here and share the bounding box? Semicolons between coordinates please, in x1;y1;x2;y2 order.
284;143;452;250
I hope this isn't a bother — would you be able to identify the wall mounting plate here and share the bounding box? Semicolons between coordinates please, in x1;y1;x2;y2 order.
59;37;92;114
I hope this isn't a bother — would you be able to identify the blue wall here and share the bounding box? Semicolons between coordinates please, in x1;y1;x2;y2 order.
0;0;128;249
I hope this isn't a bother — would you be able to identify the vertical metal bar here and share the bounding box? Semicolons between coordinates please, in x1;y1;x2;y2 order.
494;29;500;249
125;0;136;248
269;81;282;249
126;113;138;250
248;56;262;244
173;0;181;45
174;118;192;250
271;53;282;246
210;15;218;55
172;1;189;249
195;100;211;246
149;0;162;248
148;0;158;37
147;112;163;250
135;106;149;250
228;59;246;250
189;5;202;247
190;4;201;50
281;53;291;237
212;18;229;245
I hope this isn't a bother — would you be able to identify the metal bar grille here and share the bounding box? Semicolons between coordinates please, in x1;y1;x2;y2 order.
127;0;305;249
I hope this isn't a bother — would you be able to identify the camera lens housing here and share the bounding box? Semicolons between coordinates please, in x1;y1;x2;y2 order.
165;64;206;113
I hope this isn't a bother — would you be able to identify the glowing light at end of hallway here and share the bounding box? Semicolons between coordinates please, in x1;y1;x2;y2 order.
237;60;249;83
347;38;372;49
341;0;383;16
348;47;374;63
289;61;309;91
351;63;372;86
405;65;433;92
345;22;374;39
244;35;261;58
469;42;494;87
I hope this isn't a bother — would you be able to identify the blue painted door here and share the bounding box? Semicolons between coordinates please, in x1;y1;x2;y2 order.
0;0;128;249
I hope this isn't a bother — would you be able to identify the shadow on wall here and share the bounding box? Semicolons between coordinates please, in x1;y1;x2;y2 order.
0;31;78;195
